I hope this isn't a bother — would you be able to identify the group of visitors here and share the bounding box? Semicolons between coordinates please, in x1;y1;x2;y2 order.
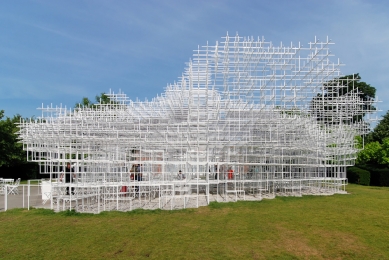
175;166;235;180
129;164;143;181
57;162;237;198
213;165;234;180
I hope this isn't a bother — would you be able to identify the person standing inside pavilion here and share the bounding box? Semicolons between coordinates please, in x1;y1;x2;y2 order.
60;162;76;195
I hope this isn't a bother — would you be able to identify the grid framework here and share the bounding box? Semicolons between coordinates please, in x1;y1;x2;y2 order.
17;34;376;213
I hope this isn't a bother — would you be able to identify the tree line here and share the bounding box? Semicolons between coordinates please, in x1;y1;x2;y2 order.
310;74;389;186
0;93;112;180
350;111;389;186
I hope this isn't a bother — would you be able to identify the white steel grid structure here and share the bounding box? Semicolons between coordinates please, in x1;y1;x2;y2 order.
18;34;375;213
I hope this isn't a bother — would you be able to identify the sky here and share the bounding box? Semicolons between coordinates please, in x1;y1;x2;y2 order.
1;0;388;124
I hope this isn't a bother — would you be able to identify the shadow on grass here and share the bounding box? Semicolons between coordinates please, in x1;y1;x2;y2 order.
1;206;200;217
0;187;369;217
208;200;262;209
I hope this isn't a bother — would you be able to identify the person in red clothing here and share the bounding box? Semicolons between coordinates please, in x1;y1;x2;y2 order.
228;167;234;180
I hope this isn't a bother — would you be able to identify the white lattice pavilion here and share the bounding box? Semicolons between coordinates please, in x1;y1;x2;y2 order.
18;34;376;213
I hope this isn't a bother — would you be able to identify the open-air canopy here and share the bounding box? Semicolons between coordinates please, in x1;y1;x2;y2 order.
17;34;376;213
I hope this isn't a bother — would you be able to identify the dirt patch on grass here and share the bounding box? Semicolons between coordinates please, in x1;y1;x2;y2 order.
269;225;372;259
311;229;373;259
274;226;323;259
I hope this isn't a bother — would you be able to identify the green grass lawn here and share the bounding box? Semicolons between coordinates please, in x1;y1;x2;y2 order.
1;184;388;260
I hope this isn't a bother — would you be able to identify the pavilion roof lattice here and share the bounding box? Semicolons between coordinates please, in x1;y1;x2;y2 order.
16;34;377;212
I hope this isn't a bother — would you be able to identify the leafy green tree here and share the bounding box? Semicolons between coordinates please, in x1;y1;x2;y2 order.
329;74;375;106
95;92;112;104
0;111;25;167
369;110;389;143
354;136;363;150
0;110;39;179
75;92;119;109
378;138;389;165
356;137;389;167
311;73;376;125
75;97;94;108
356;141;381;165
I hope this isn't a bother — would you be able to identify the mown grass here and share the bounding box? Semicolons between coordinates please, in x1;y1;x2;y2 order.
1;184;389;259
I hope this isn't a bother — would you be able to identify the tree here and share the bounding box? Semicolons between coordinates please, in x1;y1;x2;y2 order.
0;110;39;179
75;97;94;108
369;110;389;143
0;92;119;179
356;137;389;167
356;141;381;165
311;74;376;125
379;138;389;165
75;93;118;109
0;111;25;167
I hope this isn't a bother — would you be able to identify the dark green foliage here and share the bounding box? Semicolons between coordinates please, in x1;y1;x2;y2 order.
347;167;359;184
356;136;389;187
357;165;389;187
311;74;376;125
0;111;39;179
379;170;389;186
347;166;370;186
356;113;389;186
0;92;118;180
0;112;24;167
369;110;389;143
323;74;376;117
369;168;389;187
74;92;119;109
333;74;375;102
356;141;382;165
74;97;93;108
0;162;39;180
